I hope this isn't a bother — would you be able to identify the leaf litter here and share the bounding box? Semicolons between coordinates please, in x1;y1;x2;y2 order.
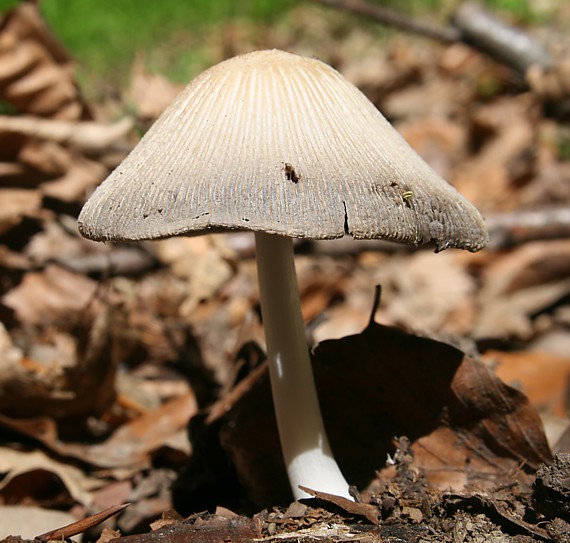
1;1;570;542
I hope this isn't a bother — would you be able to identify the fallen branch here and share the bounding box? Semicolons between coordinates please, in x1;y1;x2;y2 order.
451;2;551;74
485;206;570;250
225;207;570;256
314;0;554;79
315;0;460;43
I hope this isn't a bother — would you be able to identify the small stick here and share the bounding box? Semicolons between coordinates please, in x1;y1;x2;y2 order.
485;206;570;249
314;0;460;43
35;503;130;542
451;2;551;74
368;285;382;327
314;0;553;77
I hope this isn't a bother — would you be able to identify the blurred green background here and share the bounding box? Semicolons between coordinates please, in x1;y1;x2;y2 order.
0;0;554;93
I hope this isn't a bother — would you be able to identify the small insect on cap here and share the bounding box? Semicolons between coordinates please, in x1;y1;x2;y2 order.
78;49;488;252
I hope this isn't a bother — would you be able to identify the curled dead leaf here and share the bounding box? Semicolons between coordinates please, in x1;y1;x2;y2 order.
0;446;96;506
215;322;551;505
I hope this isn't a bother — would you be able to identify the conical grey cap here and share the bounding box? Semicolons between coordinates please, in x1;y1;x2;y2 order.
78;50;488;252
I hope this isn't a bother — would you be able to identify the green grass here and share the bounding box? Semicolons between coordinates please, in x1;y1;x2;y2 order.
0;0;298;92
42;0;297;86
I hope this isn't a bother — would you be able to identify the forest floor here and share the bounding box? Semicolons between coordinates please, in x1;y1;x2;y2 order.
0;2;569;542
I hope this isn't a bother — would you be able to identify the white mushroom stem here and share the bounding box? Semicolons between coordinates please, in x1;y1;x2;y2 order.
255;231;351;500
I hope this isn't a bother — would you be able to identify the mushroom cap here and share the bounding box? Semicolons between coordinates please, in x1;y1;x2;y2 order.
78;49;488;252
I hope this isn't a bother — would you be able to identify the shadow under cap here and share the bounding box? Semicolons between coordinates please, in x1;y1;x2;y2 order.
78;49;488;252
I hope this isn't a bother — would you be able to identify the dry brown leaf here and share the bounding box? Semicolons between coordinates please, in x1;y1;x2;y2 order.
382;77;473;121
340;38;422;105
1;264;97;326
482;240;570;294
0;162;26;177
484;350;570;418
92;481;133;513
0;116;133;153
0;330;76;414
0;2;89;119
0;412;60;446
299;486;380;524
312;304;370;344
371;251;477;335
40;156;108;202
108;271;191;364
295;255;352;323
527;58;570;101
476;280;570;339
217;322;551;505
0;267;121;420
0;320;118;420
95;527;123;543
475;241;570;338
25;219;85;265
438;41;489;78
0;322;22;365
128;59;183;121
0;447;96;506
154;236;235;317
453;96;537;209
530;329;570;359
0;4;131;208
0;188;42;235
59;392;197;469
17;138;72;176
397;118;466;180
0;392;195;471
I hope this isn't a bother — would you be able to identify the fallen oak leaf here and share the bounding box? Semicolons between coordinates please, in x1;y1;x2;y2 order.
319;323;553;488
216;320;552;505
1;264;97;327
0;446;96;507
0;297;118;421
55;392;197;469
0;393;196;471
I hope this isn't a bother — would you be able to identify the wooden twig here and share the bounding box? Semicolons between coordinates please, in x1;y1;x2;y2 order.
314;0;553;77
451;2;551;74
368;285;382;327
55;246;157;276
485;206;570;250
225;207;570;256
35;503;130;542
314;0;460;43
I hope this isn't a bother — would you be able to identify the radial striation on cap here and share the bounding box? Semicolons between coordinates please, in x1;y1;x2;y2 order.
78;49;488;252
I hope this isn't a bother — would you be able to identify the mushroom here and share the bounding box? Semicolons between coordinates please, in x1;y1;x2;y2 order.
78;50;488;500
